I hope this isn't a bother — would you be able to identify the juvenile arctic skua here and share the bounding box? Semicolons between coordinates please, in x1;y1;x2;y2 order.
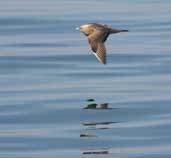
76;23;128;64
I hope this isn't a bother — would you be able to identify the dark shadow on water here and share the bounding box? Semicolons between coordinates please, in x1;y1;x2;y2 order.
82;121;118;126
80;99;120;155
86;98;95;102
83;99;114;110
85;127;111;130
82;149;110;155
80;134;97;138
82;121;120;130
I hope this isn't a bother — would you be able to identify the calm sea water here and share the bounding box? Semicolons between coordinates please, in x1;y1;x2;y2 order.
0;0;171;158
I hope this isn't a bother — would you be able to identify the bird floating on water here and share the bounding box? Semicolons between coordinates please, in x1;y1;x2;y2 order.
76;23;128;64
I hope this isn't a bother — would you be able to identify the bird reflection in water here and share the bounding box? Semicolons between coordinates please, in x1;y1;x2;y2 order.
80;99;119;155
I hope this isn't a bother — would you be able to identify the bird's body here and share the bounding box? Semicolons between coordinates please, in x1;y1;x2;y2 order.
77;23;128;64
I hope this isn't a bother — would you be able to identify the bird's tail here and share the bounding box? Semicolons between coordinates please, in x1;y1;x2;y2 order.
120;30;129;32
110;28;129;33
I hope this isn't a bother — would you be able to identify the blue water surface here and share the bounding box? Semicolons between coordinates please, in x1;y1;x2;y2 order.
0;0;171;158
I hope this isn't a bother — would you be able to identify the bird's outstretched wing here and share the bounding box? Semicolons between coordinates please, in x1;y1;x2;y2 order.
88;38;106;64
87;26;108;64
95;42;106;64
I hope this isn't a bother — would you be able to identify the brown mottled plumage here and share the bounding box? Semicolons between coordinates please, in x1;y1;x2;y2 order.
76;23;128;64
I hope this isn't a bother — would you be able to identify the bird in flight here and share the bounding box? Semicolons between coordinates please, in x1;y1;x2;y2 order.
76;23;128;64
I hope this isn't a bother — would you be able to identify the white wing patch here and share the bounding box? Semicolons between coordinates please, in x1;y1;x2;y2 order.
93;53;103;64
92;42;106;64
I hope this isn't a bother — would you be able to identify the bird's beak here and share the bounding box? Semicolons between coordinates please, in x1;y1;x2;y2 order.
76;27;80;31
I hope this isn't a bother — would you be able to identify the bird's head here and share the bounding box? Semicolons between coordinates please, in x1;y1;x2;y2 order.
76;24;92;36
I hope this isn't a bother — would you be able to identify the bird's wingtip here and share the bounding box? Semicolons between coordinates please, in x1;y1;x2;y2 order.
93;53;106;65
